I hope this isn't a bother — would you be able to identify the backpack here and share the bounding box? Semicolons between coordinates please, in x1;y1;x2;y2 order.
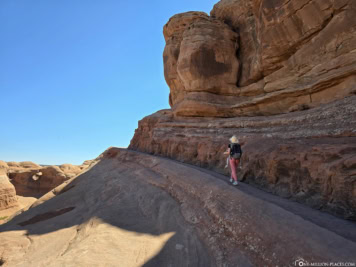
230;143;242;159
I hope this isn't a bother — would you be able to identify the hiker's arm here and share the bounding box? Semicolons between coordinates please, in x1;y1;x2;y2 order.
224;148;230;155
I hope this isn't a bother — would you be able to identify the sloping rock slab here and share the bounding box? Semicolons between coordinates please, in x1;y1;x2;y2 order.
0;148;355;266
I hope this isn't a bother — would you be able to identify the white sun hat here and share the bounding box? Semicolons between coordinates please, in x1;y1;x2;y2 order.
229;135;239;144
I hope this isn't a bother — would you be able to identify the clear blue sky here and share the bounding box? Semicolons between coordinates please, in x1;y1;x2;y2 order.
0;0;217;165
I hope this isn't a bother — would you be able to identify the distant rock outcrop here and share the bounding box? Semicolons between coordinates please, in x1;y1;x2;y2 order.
0;159;93;225
0;160;8;175
6;163;82;198
0;175;18;211
130;0;356;220
0;160;91;205
0;161;18;211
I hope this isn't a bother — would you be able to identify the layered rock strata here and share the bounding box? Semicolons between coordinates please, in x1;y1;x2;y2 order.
0;148;355;266
164;0;356;117
130;0;356;220
130;95;356;219
0;176;18;211
1;161;89;199
0;161;18;211
163;12;239;108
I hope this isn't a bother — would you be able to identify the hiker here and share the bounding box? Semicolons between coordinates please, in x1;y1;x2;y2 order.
224;135;242;186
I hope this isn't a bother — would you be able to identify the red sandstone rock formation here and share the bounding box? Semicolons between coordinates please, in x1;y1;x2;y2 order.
0;175;18;212
1;161;90;199
129;0;356;220
162;0;356;117
212;0;356;86
130;96;356;219
164;12;239;108
0;159;92;224
0;161;18;212
0;161;8;174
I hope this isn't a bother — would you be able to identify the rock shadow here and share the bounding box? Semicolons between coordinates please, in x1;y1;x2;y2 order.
0;157;214;267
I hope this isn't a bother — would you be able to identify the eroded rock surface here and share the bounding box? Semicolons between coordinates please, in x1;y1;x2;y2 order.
0;175;18;212
0;161;18;212
0;160;93;224
130;95;356;219
0;161;8;175
5;161;89;198
164;1;356;117
0;148;355;266
212;0;356;85
163;12;240;110
130;0;356;220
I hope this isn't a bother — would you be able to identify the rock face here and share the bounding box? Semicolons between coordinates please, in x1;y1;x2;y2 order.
0;175;18;211
130;95;356;219
0;161;18;211
11;166;69;197
0;160;91;224
1;161;89;198
163;12;240;109
212;0;356;86
0;161;8;175
164;0;356;117
130;0;356;220
0;148;355;266
58;164;82;177
242;137;356;219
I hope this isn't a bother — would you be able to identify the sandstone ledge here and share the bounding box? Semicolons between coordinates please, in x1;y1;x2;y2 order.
130;96;356;220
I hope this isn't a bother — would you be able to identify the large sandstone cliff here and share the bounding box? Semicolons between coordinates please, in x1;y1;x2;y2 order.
129;0;356;219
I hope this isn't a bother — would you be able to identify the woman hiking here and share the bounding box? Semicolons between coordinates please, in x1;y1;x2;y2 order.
224;135;242;186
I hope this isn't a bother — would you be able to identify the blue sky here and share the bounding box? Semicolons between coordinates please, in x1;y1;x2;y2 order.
0;0;217;165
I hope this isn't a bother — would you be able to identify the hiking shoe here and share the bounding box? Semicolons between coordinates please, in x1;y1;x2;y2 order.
229;178;233;183
232;181;239;186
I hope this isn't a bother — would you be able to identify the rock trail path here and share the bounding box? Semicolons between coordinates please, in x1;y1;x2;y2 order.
0;148;355;267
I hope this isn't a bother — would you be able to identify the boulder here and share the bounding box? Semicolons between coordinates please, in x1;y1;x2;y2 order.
59;164;81;174
0;175;18;211
59;164;82;179
18;161;41;169
6;162;21;168
0;160;8;175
